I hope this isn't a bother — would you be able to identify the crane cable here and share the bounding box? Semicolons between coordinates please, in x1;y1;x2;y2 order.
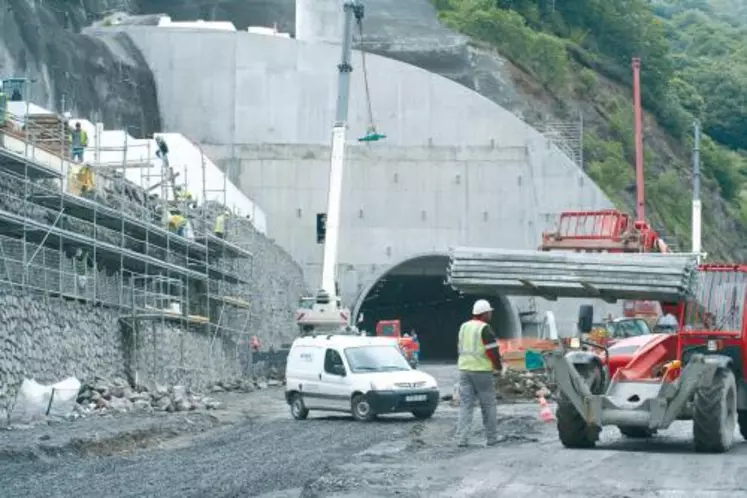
355;13;384;141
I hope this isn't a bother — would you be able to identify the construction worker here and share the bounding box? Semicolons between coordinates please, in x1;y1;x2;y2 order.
76;164;95;196
168;211;188;236
69;122;88;162
174;185;195;208
0;88;6;128
214;210;229;239
410;329;420;364
455;299;504;448
155;136;169;165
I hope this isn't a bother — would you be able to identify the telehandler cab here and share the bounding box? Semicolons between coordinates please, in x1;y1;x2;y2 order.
549;264;747;453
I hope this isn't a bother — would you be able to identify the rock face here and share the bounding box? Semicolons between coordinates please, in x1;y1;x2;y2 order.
1;0;161;137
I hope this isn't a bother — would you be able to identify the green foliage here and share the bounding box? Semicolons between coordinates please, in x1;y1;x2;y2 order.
577;68;598;95
434;0;747;256
438;1;570;91
583;132;634;195
699;135;746;201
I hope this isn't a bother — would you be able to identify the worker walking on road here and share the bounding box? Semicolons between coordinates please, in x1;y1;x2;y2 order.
455;299;504;448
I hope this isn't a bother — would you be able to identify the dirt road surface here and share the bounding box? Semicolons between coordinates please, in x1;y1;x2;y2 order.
2;363;747;497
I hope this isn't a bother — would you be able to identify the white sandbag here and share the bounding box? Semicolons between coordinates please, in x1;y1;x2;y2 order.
9;376;81;423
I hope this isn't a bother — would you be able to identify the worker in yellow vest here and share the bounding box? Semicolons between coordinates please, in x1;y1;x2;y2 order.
214;210;229;239
168;212;187;236
0;90;6;128
77;164;95;196
455;299;505;448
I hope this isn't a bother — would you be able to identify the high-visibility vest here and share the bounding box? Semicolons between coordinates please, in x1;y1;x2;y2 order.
0;92;6;126
457;320;493;372
214;214;227;234
78;166;94;190
168;214;186;230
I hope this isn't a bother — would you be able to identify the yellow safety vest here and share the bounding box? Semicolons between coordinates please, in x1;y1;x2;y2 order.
169;214;186;230
214;214;226;234
457;320;493;372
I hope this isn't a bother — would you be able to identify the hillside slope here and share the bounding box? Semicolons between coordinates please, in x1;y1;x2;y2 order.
433;0;747;260
1;0;161;135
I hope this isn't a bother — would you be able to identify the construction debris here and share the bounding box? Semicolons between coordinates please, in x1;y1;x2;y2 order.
448;247;700;302
447;368;557;407
494;368;556;401
72;376;278;418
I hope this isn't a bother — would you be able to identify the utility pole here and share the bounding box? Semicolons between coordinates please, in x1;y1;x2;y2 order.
692;120;703;260
632;57;645;222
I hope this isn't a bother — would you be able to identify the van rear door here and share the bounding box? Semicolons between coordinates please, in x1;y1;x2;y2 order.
288;345;325;409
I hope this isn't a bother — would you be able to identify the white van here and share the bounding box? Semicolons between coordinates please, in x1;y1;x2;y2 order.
285;335;439;421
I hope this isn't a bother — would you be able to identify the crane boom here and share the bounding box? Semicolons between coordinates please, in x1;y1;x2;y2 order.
320;0;362;295
295;0;364;336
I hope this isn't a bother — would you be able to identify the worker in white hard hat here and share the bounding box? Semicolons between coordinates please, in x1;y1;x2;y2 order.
455;299;504;448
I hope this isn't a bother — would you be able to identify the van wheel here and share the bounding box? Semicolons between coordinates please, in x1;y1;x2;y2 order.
352;394;376;422
412;407;436;420
290;393;309;420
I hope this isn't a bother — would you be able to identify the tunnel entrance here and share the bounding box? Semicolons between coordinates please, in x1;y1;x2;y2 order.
353;255;521;362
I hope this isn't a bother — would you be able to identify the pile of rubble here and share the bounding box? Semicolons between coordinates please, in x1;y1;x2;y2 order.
447;368;557;407
73;375;282;418
74;377;223;417
494;368;556;401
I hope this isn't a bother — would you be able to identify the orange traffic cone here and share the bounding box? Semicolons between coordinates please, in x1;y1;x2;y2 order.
538;395;554;422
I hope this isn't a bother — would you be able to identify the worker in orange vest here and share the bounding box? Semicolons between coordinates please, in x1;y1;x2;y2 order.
410;329;420;363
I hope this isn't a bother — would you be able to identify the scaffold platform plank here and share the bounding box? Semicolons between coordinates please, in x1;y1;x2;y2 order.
29;193;212;259
120;312;210;325
0;208;212;282
209;295;251;308
0;145;62;179
195;234;253;259
30;193;253;260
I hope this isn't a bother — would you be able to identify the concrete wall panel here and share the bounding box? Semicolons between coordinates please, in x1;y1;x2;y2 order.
104;26;621;329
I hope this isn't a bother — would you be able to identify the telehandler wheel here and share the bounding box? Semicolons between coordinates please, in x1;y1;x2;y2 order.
557;363;604;449
618;426;657;438
738;410;747;440
693;367;737;453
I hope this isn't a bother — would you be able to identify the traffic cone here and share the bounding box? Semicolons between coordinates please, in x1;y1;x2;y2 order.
538;395;554;422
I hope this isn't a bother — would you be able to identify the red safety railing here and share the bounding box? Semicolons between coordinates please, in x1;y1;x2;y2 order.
551;209;630;240
678;265;747;338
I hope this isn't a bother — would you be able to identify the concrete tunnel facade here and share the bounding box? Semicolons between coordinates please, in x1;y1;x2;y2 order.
99;25;622;355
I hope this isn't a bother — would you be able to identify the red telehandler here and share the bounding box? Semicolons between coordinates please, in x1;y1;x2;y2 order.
540;58;744;453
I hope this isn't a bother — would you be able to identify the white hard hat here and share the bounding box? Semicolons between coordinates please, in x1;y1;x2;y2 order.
472;299;493;315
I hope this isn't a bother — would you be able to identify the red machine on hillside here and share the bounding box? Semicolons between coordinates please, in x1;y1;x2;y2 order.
539;58;677;318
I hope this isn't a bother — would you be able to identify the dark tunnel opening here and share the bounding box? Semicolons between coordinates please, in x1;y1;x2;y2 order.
354;256;521;362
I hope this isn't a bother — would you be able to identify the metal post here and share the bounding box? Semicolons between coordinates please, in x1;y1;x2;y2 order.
632;57;645;222
692;120;702;259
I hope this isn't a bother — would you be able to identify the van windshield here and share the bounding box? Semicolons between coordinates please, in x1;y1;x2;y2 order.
344;345;411;373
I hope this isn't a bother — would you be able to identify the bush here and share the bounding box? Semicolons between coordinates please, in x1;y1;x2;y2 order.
439;4;570;92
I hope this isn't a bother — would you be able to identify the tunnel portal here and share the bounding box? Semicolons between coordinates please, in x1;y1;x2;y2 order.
353;255;521;361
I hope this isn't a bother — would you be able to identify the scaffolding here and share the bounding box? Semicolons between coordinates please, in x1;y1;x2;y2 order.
537;115;584;169
0;105;254;381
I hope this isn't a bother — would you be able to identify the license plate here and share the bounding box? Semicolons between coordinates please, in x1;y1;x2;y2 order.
405;395;427;402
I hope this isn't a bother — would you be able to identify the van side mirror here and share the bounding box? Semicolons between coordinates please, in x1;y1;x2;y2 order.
331;364;346;377
578;305;594;334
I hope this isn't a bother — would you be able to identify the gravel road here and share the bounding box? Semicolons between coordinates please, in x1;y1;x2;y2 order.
0;388;423;498
3;364;747;497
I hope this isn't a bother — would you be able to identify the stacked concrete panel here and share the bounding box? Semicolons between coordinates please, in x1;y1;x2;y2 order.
448;248;700;302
